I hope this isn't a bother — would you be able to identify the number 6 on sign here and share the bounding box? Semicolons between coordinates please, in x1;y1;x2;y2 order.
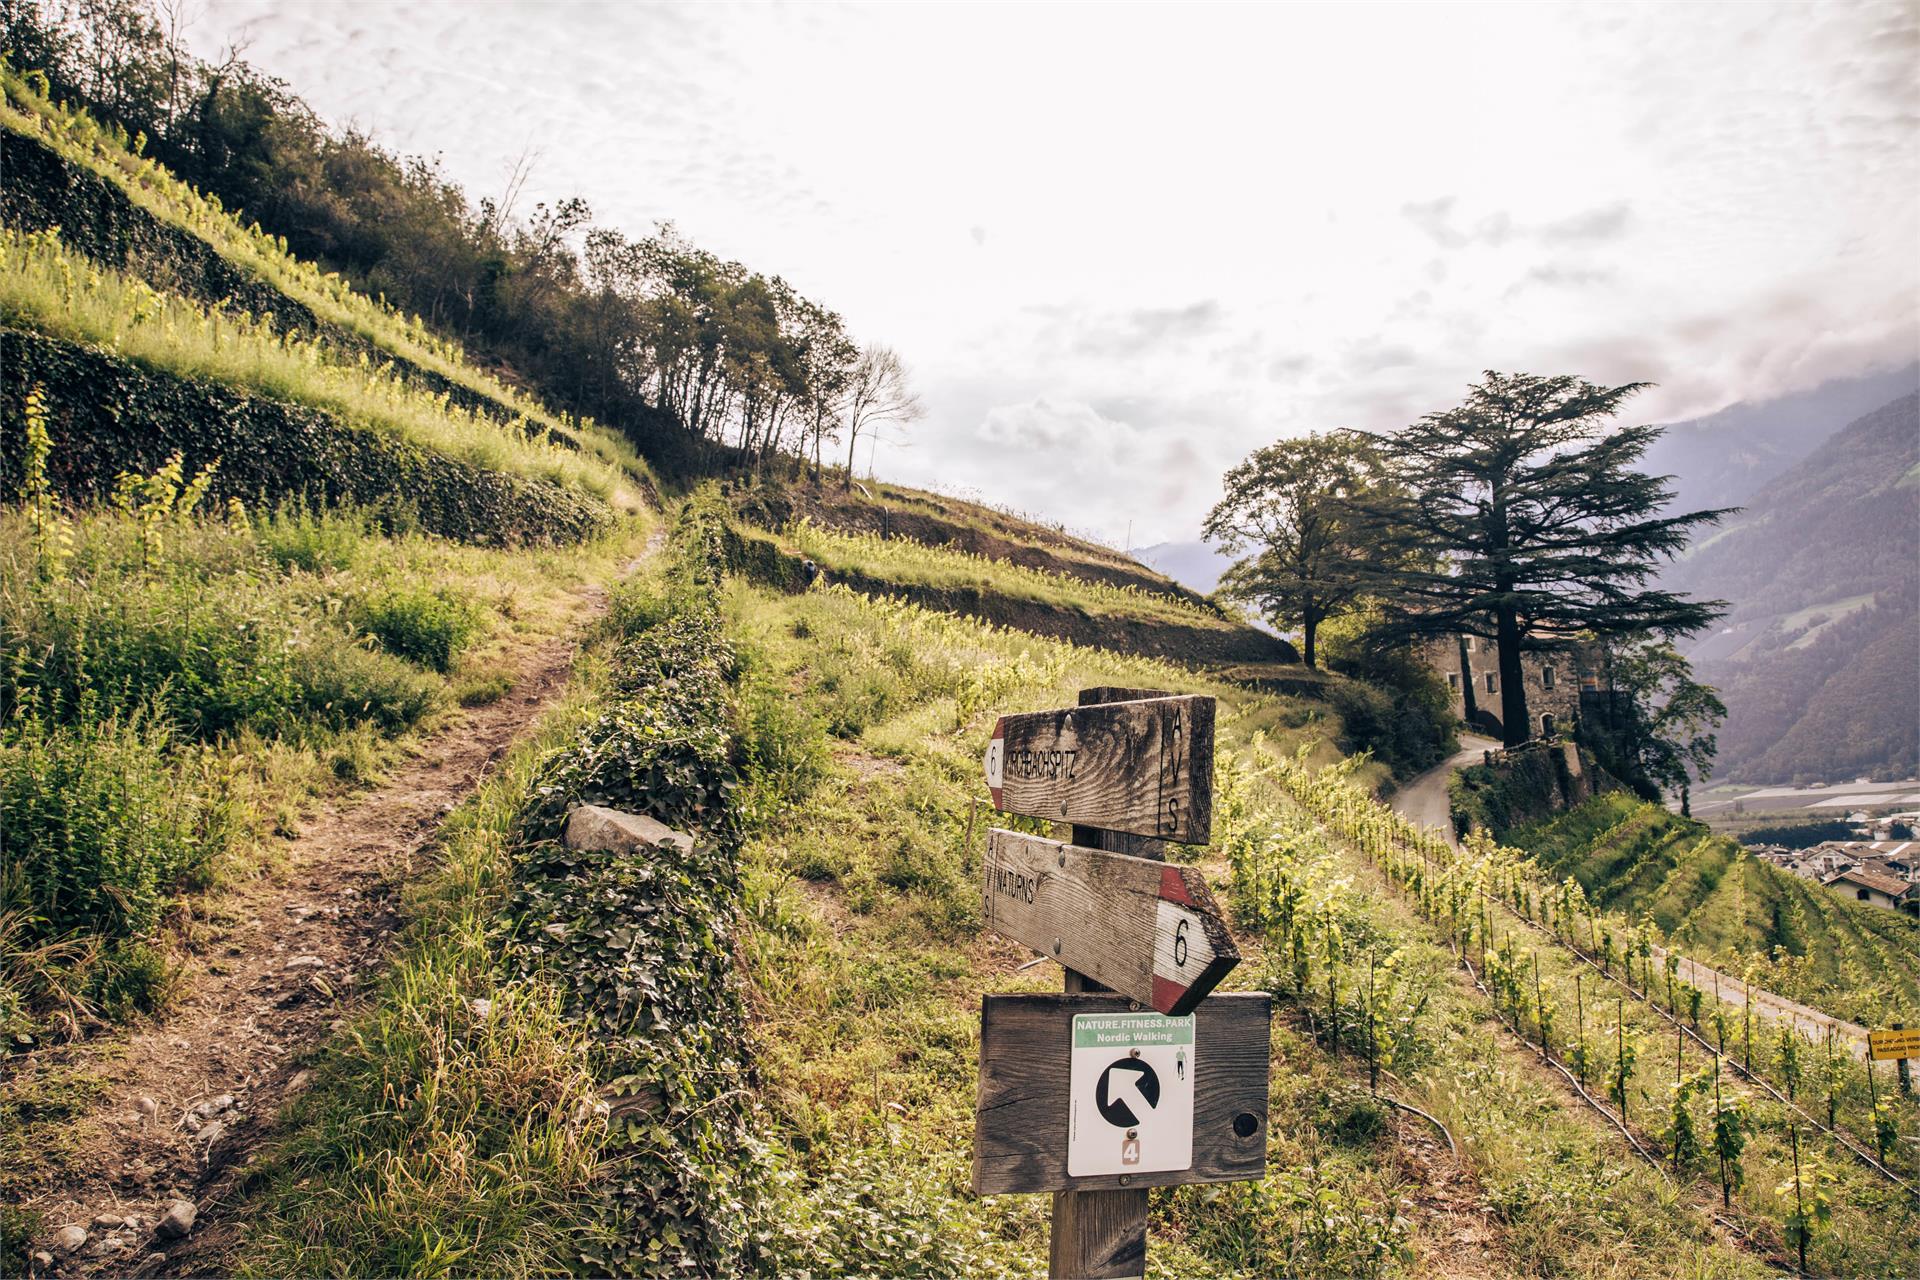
983;828;1238;1016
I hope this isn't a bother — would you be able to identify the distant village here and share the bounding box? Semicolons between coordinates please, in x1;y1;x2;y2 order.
1751;816;1920;916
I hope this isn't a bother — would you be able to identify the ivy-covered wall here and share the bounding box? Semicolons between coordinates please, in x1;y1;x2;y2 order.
0;327;609;546
0;123;534;429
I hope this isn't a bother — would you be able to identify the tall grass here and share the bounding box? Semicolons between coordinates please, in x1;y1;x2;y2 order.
0;226;644;505
0;473;650;1035
0;64;655;495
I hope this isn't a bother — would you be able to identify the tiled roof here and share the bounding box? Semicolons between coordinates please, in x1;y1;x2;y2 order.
1826;867;1914;898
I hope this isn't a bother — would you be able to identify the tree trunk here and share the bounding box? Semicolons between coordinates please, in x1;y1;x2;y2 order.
1301;605;1318;669
1458;635;1479;724
844;423;859;489
1495;604;1529;746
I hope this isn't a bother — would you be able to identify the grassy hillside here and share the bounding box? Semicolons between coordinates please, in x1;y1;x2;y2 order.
1510;791;1920;1024
196;494;1810;1280
0;67;655;525
735;478;1202;600
715;494;1467;776
0;478;652;1034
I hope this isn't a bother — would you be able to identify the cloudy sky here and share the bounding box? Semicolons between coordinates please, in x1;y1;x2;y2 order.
191;0;1918;546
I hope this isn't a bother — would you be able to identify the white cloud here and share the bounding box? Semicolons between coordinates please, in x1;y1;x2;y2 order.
190;0;1920;543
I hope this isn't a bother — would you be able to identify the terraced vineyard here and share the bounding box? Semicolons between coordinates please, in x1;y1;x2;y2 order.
1509;791;1920;1027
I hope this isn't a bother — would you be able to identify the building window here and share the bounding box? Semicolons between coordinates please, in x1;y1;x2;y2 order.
1542;666;1555;689
1859;889;1872;901
1447;673;1460;691
1485;673;1496;693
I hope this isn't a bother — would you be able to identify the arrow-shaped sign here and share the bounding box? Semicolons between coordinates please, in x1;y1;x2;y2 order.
983;694;1214;844
984;828;1238;1016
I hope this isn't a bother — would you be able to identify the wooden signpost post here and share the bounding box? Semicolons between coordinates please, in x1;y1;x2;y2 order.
973;687;1272;1280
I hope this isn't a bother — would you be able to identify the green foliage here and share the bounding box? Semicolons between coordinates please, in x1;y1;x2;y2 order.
1778;1133;1834;1274
1;326;612;548
0;225;636;503
355;586;484;673
1710;1080;1750;1202
1665;1068;1709;1173
1509;791;1920;1025
0;709;225;1009
1203;431;1402;668
292;641;442;734
16;382;69;579
1450;743;1586;837
1351;371;1727;748
256;501;375;573
519;611;739;846
1737;819;1863;850
786;519;1236;631
1582;637;1726;803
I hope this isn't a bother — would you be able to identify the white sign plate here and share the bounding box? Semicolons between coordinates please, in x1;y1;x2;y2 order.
1067;1011;1196;1177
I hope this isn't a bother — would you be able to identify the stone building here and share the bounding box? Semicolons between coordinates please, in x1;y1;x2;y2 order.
1422;634;1592;741
1822;866;1920;915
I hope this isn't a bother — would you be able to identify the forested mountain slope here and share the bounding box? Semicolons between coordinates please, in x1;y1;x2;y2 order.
1643;364;1919;518
1662;393;1920;782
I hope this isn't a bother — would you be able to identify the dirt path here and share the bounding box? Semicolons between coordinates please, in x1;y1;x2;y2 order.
13;613;603;1277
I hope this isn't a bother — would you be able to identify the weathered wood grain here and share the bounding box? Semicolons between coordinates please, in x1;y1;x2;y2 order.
1048;1186;1148;1279
972;992;1272;1196
985;694;1214;844
984;829;1238;1016
1071;688;1175;861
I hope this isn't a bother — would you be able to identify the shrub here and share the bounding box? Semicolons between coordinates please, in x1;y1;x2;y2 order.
292;641;442;733
256;502;370;574
2;569;304;739
454;672;515;707
600;578;671;640
0;711;233;1009
355;586;485;673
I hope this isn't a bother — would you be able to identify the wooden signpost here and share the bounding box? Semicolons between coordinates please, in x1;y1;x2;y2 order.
972;687;1271;1280
985;692;1214;845
983;828;1237;1017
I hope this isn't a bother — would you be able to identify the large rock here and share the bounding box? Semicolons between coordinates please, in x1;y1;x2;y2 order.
563;805;694;856
155;1201;196;1240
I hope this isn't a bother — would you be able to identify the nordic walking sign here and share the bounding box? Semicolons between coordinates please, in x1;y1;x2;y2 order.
1067;1012;1195;1177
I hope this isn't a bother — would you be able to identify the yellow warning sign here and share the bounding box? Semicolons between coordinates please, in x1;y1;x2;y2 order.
1868;1027;1920;1061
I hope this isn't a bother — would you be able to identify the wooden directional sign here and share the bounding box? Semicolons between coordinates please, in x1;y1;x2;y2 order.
983;694;1214;844
984;829;1238;1016
972;992;1271;1196
1870;1027;1920;1061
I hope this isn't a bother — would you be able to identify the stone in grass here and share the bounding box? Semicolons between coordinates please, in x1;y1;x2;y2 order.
51;1225;87;1254
156;1200;196;1239
563;805;693;856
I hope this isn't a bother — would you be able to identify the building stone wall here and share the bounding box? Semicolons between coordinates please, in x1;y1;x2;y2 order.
1422;634;1590;740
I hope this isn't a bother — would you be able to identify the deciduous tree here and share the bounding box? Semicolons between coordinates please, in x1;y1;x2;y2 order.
1203;432;1396;668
